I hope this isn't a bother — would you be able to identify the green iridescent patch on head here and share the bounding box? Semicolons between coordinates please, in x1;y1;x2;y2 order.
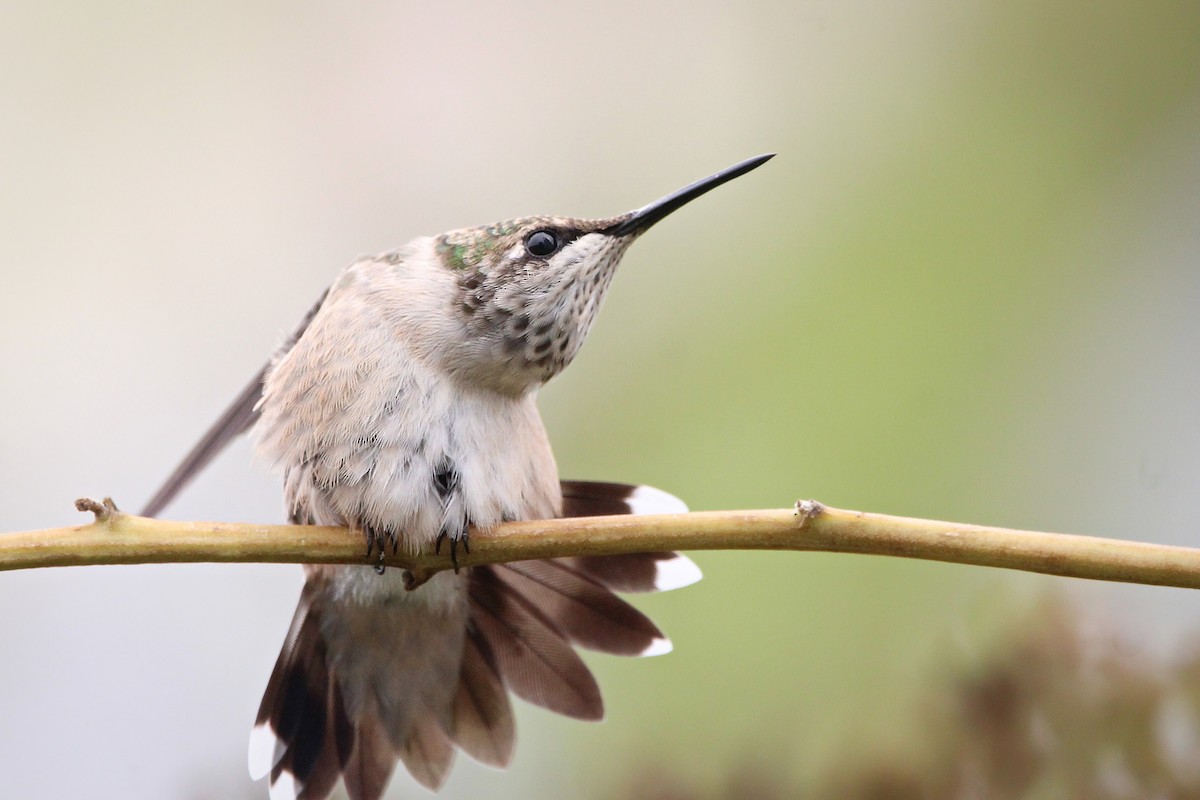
434;218;534;272
435;233;486;272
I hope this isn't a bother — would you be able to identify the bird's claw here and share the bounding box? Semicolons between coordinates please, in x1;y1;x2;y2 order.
363;524;396;574
449;531;469;573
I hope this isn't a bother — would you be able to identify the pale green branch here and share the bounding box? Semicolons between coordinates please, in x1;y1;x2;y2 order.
0;497;1197;591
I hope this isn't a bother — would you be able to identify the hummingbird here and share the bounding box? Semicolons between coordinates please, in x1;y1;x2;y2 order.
140;154;773;800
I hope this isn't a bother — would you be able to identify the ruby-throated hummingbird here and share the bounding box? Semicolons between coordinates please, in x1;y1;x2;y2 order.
141;154;773;799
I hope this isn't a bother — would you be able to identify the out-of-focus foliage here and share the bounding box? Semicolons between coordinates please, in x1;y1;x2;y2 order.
620;598;1200;799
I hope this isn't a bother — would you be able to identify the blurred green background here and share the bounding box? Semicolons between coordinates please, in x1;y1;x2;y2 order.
2;1;1199;798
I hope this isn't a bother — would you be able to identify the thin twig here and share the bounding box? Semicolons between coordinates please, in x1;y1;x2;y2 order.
0;497;1198;591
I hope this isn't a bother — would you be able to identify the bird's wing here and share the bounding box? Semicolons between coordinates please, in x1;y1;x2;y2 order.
140;288;329;517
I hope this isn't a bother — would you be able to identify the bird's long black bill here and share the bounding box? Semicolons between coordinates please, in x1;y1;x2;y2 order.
606;153;775;237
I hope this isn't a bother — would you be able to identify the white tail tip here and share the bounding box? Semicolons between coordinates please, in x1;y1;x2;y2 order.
640;636;674;657
654;553;703;591
628;485;689;515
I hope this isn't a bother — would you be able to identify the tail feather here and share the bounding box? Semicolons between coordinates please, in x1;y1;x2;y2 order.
278;688;340;800
451;631;515;767
250;482;701;799
267;648;329;794
397;713;456;791
556;479;702;593
341;719;393;800
468;566;603;720
560;480;688;517
252;588;353;800
250;592;313;780
566;552;703;593
496;560;668;656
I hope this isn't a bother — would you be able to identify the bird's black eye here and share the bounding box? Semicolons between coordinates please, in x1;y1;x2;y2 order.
526;230;560;257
